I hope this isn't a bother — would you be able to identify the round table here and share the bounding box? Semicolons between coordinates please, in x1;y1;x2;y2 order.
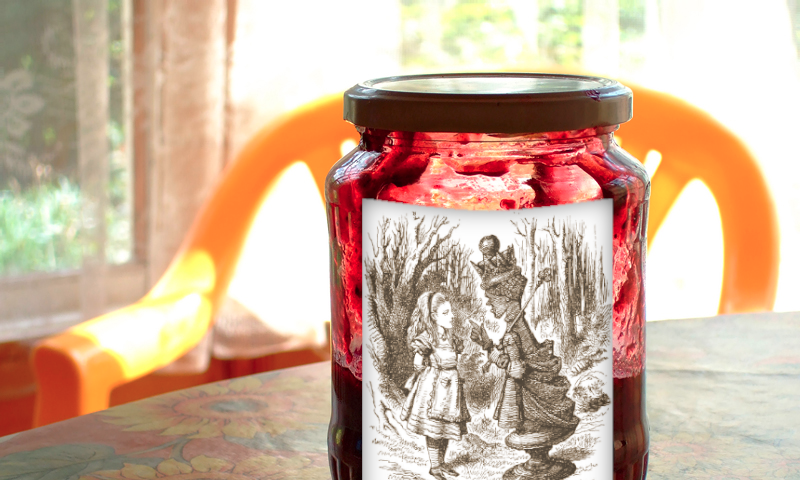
1;312;799;479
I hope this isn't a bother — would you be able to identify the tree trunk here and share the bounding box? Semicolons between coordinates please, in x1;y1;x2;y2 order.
563;225;578;347
384;284;416;389
529;220;537;325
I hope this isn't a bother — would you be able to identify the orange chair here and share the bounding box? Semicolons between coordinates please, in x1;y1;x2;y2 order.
31;84;779;427
616;87;779;314
32;94;359;426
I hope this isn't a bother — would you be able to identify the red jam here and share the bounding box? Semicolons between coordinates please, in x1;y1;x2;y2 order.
326;128;649;480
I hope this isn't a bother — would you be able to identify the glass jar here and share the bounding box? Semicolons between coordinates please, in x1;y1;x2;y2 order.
327;73;649;480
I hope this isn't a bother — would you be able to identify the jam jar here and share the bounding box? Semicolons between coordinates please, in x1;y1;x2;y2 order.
326;73;649;480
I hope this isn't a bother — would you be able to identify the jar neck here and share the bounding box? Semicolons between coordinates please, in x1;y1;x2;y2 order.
359;127;618;160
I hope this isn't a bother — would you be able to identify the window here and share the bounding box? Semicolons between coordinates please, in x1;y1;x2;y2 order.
0;0;142;338
1;0;133;273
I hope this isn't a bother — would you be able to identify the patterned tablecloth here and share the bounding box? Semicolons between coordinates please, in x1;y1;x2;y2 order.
1;312;799;479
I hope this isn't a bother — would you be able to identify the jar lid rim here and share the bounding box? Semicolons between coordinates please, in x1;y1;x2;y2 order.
344;72;632;134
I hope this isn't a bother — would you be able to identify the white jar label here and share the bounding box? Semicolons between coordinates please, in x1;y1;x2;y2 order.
362;198;614;480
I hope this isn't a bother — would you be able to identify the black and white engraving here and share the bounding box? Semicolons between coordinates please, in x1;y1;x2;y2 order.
363;199;614;480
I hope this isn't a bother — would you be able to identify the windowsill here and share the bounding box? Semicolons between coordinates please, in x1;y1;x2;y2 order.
0;263;147;343
1;310;83;344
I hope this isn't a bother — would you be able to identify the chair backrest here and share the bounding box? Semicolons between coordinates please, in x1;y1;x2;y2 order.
617;85;778;313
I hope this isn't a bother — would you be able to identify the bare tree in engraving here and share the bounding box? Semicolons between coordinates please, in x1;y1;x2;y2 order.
365;214;478;406
365;211;614;480
512;216;612;376
512;218;540;325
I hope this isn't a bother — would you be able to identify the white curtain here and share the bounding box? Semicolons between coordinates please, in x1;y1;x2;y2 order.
627;0;799;318
161;0;403;373
176;0;800;372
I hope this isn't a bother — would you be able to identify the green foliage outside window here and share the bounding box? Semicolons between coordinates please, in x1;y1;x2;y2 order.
439;2;523;65
0;179;82;274
401;0;646;71
0;118;130;274
538;0;583;68
0;0;131;276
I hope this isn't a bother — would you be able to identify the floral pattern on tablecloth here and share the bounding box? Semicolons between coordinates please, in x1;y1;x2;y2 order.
0;364;331;480
99;373;326;439
76;454;328;480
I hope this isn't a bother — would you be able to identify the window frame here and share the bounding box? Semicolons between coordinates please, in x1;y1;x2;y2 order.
0;0;148;337
0;0;239;340
0;262;146;342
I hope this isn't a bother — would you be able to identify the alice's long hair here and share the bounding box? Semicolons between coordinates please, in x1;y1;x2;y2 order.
407;291;448;347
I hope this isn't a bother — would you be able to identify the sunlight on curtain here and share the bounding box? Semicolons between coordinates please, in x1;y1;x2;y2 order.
228;0;800;322
627;0;799;317
188;0;403;368
226;0;402;163
224;162;329;359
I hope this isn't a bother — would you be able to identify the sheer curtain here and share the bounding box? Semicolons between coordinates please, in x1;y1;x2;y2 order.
624;0;799;319
158;0;403;373
170;0;800;371
567;0;799;319
73;0;111;321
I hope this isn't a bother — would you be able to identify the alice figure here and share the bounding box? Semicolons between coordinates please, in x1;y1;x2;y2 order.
401;292;470;480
